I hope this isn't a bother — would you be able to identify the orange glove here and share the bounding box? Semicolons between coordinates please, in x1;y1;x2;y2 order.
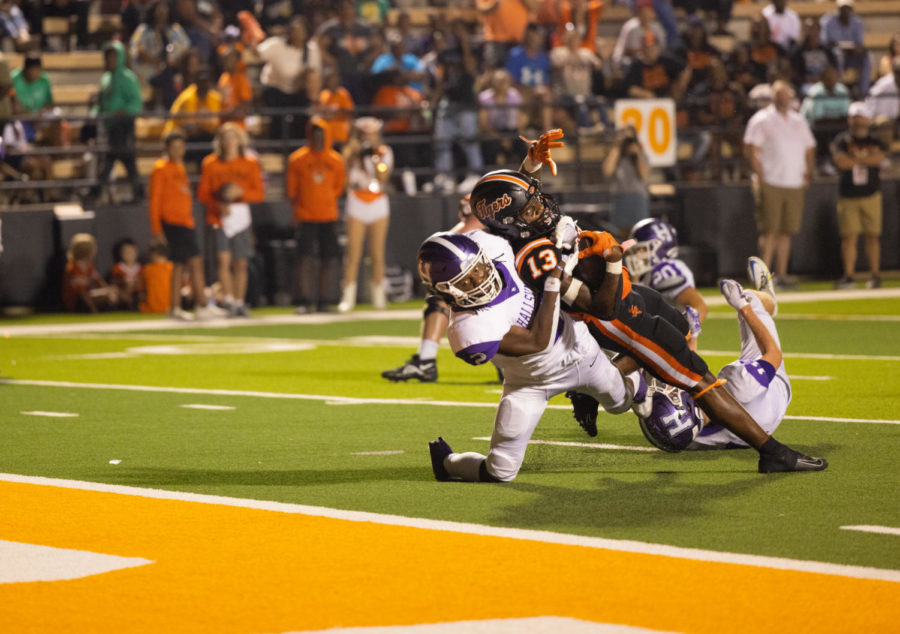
520;128;565;176
577;230;622;259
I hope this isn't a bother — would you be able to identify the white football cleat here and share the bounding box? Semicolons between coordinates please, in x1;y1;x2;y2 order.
747;256;778;316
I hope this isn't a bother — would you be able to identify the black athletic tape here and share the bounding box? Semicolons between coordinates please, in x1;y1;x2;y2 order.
424;296;451;319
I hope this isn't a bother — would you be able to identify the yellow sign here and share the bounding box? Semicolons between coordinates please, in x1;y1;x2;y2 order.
614;99;677;167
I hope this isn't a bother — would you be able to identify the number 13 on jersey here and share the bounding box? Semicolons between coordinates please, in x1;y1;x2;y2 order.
613;99;677;167
525;248;559;280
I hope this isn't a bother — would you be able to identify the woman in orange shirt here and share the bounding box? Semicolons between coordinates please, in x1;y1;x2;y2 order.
197;123;265;317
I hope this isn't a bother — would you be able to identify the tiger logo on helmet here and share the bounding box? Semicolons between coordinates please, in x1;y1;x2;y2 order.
469;170;560;241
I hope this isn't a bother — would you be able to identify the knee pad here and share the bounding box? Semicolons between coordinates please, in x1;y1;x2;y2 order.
424;295;450;320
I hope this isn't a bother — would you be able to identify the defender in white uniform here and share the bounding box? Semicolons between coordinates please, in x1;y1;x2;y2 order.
694;258;789;447
420;229;635;482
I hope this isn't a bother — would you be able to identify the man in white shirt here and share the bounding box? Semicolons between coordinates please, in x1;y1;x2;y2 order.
866;58;900;131
762;0;801;49
743;80;816;288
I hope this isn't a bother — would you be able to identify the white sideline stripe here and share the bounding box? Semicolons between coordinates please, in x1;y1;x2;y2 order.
4;287;898;337
4;379;900;424
1;472;897;583
180;404;236;411
351;450;405;456
290;617;676;634
472;437;656;452
841;525;900;537
788;375;833;381
21;411;79;418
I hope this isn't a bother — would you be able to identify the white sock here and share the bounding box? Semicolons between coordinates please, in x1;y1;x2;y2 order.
445;452;486;482
224;294;235;306
418;339;439;361
233;298;244;308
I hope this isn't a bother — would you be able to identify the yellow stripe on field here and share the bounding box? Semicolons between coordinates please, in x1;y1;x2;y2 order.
0;481;897;633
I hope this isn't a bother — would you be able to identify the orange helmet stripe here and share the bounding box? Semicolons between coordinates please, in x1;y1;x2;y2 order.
480;173;533;190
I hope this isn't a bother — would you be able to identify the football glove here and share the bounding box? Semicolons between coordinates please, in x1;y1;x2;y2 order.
684;305;702;338
720;279;750;310
520;128;565;176
553;215;579;250
577;230;622;260
560;251;579;276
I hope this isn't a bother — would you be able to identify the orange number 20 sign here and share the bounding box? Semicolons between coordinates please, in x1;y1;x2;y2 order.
613;99;677;167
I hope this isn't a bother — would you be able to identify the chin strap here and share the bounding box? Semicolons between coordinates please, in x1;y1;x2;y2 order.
693;378;727;401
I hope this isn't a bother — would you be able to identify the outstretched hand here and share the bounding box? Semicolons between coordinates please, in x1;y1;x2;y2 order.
520;128;565;176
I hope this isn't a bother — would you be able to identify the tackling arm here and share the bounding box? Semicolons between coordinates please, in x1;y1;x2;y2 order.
675;287;708;323
498;267;563;356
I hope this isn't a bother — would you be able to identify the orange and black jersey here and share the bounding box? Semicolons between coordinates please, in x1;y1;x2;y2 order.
511;235;707;390
512;236;632;306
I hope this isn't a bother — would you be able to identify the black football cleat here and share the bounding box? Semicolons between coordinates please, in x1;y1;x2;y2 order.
381;355;437;382
759;446;828;473
565;391;599;437
429;437;453;481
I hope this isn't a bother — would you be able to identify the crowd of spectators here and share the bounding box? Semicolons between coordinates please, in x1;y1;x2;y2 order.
0;0;896;309
0;0;898;199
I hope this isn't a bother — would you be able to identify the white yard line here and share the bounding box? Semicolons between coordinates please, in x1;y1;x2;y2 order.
350;450;405;456
704;312;900;322
1;309;425;336
784;415;900;425
180;404;236;411
20;411;79;418
0;472;897;583
4;379;900;424
788;376;833;381
472;437;656;452
699;349;900;362
840;525;900;537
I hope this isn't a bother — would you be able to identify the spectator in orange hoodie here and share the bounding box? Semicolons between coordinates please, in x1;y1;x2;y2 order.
287;116;346;313
316;68;354;147
197;123;265;317
149;131;225;321
217;45;253;130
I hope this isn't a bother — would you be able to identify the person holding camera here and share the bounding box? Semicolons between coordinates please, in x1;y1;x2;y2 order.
603;125;651;238
338;117;394;313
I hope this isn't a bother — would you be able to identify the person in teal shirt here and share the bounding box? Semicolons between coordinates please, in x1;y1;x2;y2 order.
11;54;53;113
93;40;144;201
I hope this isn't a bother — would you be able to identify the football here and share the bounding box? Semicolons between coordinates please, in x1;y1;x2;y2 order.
573;235;606;290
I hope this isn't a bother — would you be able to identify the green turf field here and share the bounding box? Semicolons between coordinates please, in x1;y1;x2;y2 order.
1;290;898;578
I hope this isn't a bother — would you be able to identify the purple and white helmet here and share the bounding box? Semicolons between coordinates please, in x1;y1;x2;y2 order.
417;232;502;309
638;383;704;452
624;218;679;278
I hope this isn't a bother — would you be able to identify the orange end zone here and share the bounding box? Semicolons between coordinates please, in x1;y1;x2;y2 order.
0;481;897;633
